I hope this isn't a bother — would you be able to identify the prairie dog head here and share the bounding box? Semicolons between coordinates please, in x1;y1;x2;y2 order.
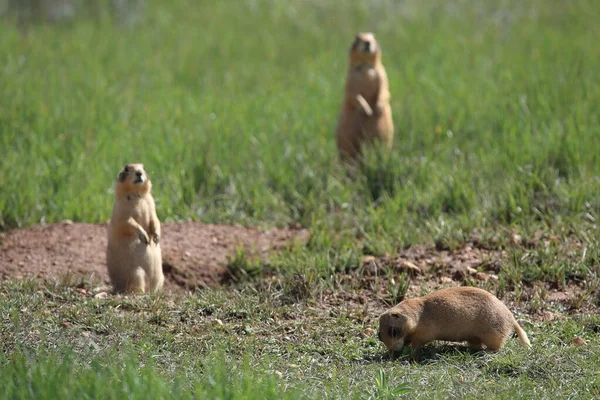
378;309;411;352
115;163;151;198
349;32;381;66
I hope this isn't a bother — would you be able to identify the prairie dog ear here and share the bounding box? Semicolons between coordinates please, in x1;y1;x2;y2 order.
391;312;416;333
389;311;406;320
364;33;377;50
117;168;128;182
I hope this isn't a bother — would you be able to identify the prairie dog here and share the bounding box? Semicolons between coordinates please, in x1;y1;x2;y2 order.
378;287;531;352
335;32;394;162
106;163;164;293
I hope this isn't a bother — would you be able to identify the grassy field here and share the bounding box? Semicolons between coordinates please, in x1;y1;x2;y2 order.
1;0;600;398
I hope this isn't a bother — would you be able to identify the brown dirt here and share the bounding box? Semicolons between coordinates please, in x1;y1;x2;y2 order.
347;240;599;319
1;223;597;317
0;221;309;292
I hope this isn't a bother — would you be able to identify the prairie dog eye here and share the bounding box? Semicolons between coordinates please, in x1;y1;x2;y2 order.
124;166;130;172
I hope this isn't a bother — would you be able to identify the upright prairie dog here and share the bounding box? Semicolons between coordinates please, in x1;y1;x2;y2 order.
106;163;164;293
335;32;394;161
378;287;531;352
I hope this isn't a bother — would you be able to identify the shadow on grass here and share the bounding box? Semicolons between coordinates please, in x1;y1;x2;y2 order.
359;344;490;365
410;344;490;364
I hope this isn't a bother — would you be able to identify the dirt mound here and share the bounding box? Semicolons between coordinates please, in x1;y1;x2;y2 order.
0;221;309;292
353;238;599;318
361;244;505;281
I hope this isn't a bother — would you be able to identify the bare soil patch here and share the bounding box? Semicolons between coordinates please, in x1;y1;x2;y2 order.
346;239;599;319
1;223;597;317
0;221;309;292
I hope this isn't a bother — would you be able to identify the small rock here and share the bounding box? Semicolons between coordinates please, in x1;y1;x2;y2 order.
94;292;108;299
511;234;522;245
61;321;72;328
398;260;421;275
62;219;73;225
475;272;490;282
541;311;555;321
489;274;499;281
549;235;562;243
361;255;376;266
361;256;379;275
571;337;587;346
77;288;87;295
440;276;453;284
363;327;376;337
92;285;111;294
215;319;224;326
465;267;478;275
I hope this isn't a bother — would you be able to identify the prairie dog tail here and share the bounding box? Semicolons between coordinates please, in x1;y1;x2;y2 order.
514;322;531;347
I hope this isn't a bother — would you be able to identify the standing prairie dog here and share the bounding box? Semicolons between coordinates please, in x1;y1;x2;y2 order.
378;287;531;353
106;163;164;293
335;32;394;162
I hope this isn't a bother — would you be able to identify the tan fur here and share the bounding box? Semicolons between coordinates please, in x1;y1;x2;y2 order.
378;287;531;352
335;32;394;162
106;163;163;294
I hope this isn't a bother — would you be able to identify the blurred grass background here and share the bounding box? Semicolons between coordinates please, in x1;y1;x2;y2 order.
1;0;598;240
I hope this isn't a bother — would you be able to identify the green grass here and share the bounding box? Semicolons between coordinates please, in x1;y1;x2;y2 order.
1;279;599;399
1;0;600;398
2;0;600;238
2;348;301;400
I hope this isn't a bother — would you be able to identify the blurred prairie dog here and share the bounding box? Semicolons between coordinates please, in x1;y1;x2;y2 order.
106;163;163;293
335;32;394;162
378;287;531;352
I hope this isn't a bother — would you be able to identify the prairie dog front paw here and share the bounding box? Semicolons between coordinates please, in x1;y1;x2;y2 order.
137;229;150;245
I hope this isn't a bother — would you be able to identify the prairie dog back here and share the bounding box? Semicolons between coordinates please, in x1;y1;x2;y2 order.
378;287;530;352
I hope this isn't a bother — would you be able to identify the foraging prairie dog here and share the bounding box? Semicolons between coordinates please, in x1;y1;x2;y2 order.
335;32;394;161
106;164;164;293
378;287;531;352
